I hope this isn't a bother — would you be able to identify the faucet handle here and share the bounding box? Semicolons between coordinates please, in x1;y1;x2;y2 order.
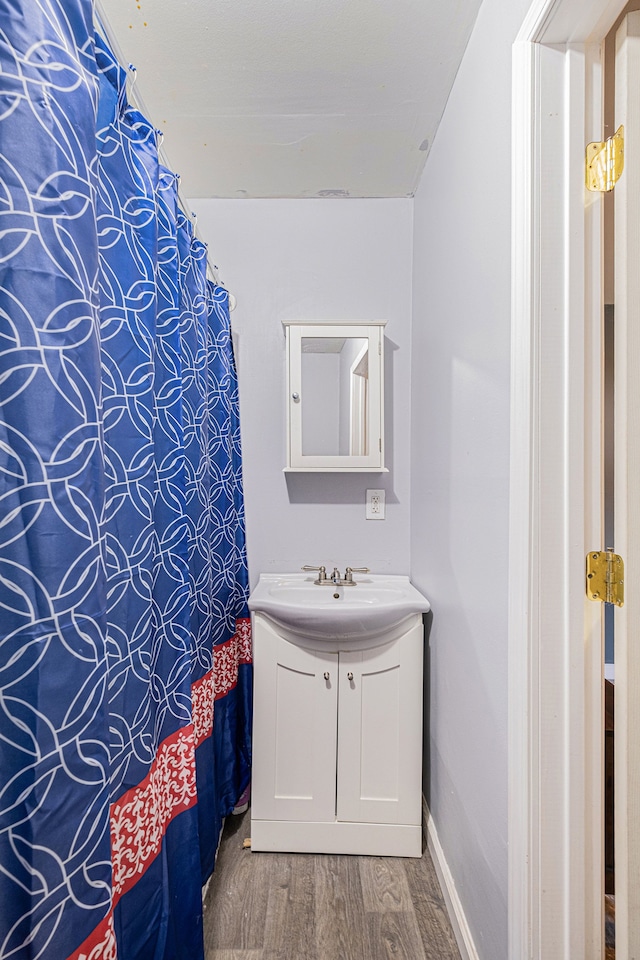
344;566;370;583
302;564;327;582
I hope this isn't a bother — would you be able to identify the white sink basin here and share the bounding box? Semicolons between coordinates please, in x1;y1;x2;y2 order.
248;573;430;645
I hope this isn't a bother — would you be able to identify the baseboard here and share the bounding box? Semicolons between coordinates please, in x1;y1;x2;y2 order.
422;796;480;960
251;817;422;857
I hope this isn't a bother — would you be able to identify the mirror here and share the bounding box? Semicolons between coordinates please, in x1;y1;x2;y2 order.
283;321;387;472
301;336;369;457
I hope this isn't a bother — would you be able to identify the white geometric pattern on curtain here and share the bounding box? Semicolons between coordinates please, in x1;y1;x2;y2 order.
0;5;252;959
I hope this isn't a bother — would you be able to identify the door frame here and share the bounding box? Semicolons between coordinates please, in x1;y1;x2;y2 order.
510;0;625;956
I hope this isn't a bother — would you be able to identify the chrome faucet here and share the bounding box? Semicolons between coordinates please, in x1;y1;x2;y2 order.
302;565;370;586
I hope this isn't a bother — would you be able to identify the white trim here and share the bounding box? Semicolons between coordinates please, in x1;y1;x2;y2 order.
423;798;479;960
582;39;608;960
613;14;640;953
251;819;422;857
519;0;625;44
510;0;617;957
284;323;385;471
281;319;388;327
508;37;537;960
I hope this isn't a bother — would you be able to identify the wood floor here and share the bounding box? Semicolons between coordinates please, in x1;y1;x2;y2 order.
202;811;461;960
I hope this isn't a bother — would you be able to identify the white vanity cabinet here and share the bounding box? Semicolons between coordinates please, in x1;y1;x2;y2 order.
250;612;424;857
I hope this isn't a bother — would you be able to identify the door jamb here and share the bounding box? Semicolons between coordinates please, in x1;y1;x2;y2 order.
509;0;623;955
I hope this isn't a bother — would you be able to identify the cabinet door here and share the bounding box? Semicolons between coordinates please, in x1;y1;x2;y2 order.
336;621;423;826
252;616;338;822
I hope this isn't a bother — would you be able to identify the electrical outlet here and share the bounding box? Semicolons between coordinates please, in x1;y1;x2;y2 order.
366;488;385;520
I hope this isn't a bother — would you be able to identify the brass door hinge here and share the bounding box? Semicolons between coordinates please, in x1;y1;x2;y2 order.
586;125;624;192
586;551;624;606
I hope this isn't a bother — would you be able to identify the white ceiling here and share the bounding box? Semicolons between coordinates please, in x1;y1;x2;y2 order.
98;0;483;199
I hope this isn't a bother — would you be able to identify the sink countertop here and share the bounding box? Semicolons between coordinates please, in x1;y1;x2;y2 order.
248;573;430;649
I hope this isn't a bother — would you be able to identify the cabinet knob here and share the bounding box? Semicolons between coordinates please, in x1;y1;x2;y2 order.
291;392;300;402
324;672;330;681
347;672;354;681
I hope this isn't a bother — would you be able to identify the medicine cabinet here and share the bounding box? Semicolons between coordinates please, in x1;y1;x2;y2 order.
282;320;387;472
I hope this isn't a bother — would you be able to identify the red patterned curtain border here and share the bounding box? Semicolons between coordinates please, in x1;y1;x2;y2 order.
66;618;252;959
111;726;198;906
67;913;117;960
192;618;252;745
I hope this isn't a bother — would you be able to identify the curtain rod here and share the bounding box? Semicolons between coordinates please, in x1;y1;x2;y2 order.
93;1;236;308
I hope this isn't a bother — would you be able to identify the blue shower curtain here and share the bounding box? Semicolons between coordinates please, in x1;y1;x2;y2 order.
0;4;251;959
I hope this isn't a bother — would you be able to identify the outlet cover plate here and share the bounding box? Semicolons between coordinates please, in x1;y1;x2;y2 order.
366;489;385;520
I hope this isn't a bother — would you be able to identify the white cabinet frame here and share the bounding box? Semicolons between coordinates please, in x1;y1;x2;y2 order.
282;320;387;472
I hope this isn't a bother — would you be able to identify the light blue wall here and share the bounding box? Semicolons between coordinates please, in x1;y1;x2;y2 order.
410;1;531;957
192;198;414;589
